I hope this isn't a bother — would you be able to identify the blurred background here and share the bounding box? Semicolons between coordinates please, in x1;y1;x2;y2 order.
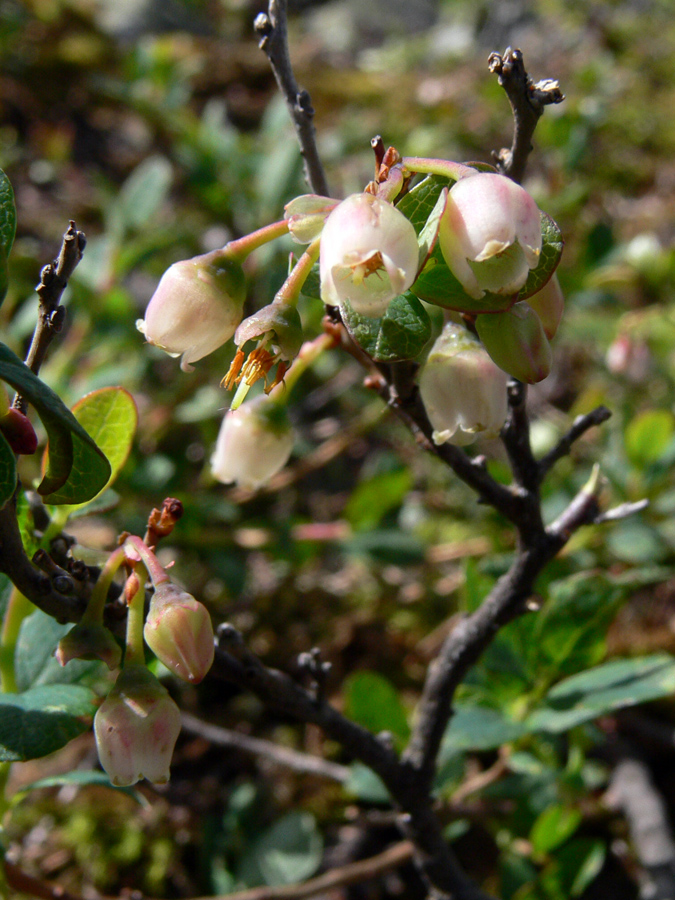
2;0;675;897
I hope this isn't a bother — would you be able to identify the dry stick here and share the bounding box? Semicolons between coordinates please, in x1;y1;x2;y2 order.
181;711;350;782
14;220;86;411
4;858;90;900
254;0;329;197
193;841;415;900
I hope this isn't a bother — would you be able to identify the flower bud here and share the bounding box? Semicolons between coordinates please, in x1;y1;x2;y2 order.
285;194;339;243
143;583;214;684
526;274;564;340
418;323;508;446
211;395;294;490
94;665;182;786
56;622;122;671
438;173;542;302
137;248;246;372
475;302;552;384
0;407;38;455
320;193;419;317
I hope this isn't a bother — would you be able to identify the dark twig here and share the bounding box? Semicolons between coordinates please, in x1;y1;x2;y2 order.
4;858;90;900
14;221;86;412
255;0;329;196
488;47;564;183
181;711;350;782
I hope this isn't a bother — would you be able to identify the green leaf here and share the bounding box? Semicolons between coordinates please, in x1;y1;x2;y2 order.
341;291;431;362
0;344;110;503
344;467;413;531
440;705;527;759
397;174;455;233
15;609;104;691
0;428;17;509
345;762;391;803
527;653;675;733
62;387;137;508
540;839;605;900
238;812;323;887
530;804;582;854
0;168;16;305
625;409;674;466
344;670;410;743
110;155;173;234
519;212;564;300
0;683;96;761
15;770;147;804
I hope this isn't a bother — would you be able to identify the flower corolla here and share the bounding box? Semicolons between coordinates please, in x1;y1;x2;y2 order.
94;665;182;786
320;193;419;317
138;248;245;372
438;173;542;300
211;395;294;490
144;583;214;684
418;323;508;446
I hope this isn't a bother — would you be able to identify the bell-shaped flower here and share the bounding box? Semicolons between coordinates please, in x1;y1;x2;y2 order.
475;302;552;384
211;395;294;490
438;172;542;301
94;665;182;786
320;193;419;317
138;248;246;372
144;582;214;684
56;622;122;671
418;323;508;446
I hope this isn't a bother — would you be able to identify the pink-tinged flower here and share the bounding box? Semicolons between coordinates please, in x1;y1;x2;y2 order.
475;302;552;384
137;248;246;372
320;193;419;317
211;396;294;490
438;173;542;301
94;665;182;786
144;583;214;684
285;194;339;243
526;274;564;340
56;623;122;671
418;323;508;446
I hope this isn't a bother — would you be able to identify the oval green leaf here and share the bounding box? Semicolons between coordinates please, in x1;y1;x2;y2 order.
341;292;431;362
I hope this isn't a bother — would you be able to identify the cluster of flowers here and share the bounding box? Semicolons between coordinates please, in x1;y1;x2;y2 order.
139;152;563;483
57;532;214;786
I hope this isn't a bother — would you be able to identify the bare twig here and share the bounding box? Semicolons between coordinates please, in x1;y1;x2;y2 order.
14;221;86;412
255;0;329;196
4;859;90;900
181;711;350;782
192;841;415;900
488;47;564;183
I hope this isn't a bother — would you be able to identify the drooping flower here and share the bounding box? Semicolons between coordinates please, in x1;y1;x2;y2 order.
138;248;246;372
418;322;508;446
475;302;552;384
144;583;214;684
438;172;542;301
320;193;419;317
211;395;294;489
94;665;182;786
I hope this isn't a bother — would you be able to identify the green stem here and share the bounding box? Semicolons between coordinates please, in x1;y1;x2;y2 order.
0;588;32;694
226;219;290;261
124;569;147;668
82;545;127;626
124;536;168;587
274;237;321;307
402;157;477;181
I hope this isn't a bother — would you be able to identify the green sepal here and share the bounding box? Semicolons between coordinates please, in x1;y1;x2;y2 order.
0;343;111;504
341;291;432;363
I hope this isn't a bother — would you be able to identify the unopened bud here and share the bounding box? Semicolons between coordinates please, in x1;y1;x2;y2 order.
526;274;564;340
143;583;214;684
0;407;38;455
475;302;552;384
285;194;339;243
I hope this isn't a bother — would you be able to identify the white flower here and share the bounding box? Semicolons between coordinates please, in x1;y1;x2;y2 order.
211;396;294;489
320;193;419;317
438;173;542;300
138;249;245;372
418;323;508;446
94;666;182;786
